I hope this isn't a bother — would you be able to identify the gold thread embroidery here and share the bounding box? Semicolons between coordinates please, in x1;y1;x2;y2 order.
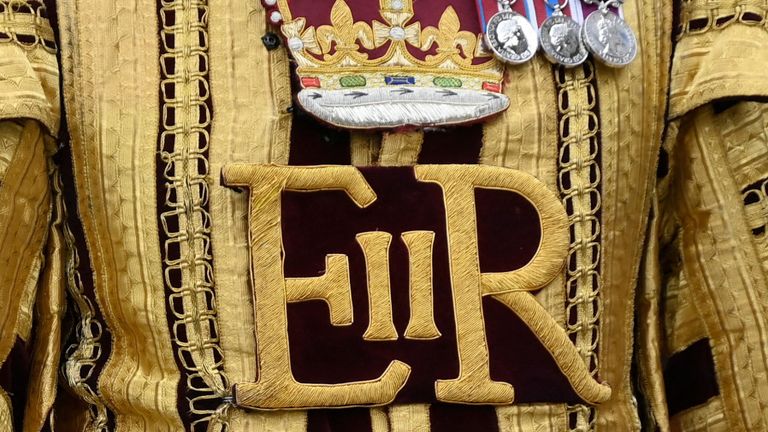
358;232;400;341
402;231;441;340
224;165;411;410
486;291;610;404
286;254;354;326
276;0;503;91
224;164;610;409
316;0;376;60
416;166;519;404
414;165;609;405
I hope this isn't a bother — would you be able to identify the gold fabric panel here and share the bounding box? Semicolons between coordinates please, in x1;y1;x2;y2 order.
0;120;51;379
669;397;728;432
370;408;390;432
671;105;768;430
664;270;708;356
718;103;768;190
0;121;42;344
637;196;671;432
23;164;66;432
382;404;428;432
15;257;40;343
670;23;768;118
594;0;673;428
54;6;111;423
481;57;559;191
0;29;59;134
57;0;184;429
0;389;11;432
350;132;381;166
207;0;302;429
496;405;567;432
0;121;23;183
0;120;52;432
379;131;423;166
226;411;307;432
656;122;709;359
0;5;62;429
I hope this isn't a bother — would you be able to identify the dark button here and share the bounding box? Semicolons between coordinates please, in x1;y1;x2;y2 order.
261;32;281;51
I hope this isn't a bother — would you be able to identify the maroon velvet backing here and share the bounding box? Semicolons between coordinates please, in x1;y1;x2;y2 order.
287;101;577;432
307;408;374;432
664;338;719;415
0;338;30;428
286;0;485;63
289;112;352;166
419;125;484;165
430;403;499;432
281;167;583;405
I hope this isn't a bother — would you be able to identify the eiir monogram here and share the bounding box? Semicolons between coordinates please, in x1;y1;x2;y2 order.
221;164;611;410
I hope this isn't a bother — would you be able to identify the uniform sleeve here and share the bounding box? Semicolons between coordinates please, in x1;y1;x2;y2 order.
0;1;63;431
668;0;768;119
637;2;768;431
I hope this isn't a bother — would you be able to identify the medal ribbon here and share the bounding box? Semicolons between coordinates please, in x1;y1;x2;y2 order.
474;0;620;31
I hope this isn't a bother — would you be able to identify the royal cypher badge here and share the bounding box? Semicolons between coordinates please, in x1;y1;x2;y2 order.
222;164;611;410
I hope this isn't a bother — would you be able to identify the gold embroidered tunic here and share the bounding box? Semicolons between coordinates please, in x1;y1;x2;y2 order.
0;0;767;431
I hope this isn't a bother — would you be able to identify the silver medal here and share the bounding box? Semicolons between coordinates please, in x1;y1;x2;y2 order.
539;12;587;67
486;2;538;65
581;8;637;67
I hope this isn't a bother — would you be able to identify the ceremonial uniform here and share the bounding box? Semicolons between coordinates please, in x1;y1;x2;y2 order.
0;0;766;431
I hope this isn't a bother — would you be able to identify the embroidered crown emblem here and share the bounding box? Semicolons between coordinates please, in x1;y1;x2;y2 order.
264;0;510;129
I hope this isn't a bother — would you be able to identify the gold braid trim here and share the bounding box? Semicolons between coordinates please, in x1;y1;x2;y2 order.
677;0;768;39
555;62;603;431
158;0;228;429
60;173;110;432
0;1;56;52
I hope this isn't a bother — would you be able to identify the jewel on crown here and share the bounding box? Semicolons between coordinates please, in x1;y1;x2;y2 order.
263;0;510;129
